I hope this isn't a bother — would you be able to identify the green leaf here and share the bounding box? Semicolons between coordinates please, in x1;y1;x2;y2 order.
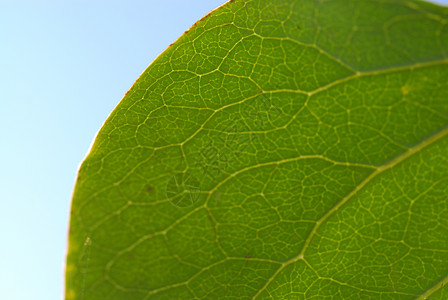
66;0;448;299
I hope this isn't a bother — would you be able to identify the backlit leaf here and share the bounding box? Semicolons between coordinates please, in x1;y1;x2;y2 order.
66;0;448;298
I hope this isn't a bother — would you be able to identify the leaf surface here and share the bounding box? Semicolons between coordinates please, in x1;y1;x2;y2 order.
66;0;448;299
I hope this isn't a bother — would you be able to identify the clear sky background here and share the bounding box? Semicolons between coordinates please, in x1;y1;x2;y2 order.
0;0;446;299
0;1;226;299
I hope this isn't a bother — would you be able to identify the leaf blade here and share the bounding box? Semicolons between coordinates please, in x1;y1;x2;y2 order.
66;0;448;299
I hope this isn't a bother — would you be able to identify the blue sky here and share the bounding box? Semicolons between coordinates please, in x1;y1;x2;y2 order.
0;0;446;299
0;1;225;299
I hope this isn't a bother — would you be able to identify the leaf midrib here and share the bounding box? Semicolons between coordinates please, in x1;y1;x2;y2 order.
418;272;448;299
99;124;448;299
252;125;448;299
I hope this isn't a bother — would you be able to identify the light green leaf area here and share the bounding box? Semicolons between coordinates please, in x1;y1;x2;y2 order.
66;0;448;299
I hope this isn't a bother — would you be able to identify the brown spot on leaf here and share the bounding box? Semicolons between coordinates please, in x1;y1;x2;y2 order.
147;186;154;193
